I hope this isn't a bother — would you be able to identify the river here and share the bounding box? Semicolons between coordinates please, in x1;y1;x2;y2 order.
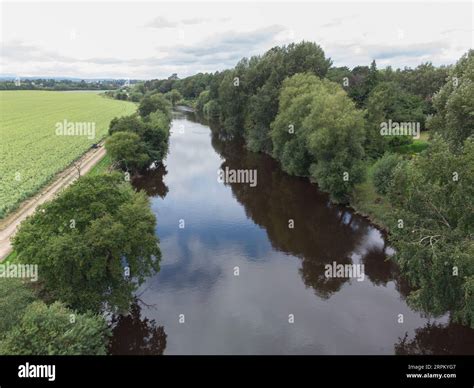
109;108;473;355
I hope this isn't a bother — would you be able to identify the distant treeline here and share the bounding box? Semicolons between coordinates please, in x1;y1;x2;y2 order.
0;78;136;91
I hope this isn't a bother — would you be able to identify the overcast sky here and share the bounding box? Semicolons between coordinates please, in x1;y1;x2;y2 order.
1;1;472;79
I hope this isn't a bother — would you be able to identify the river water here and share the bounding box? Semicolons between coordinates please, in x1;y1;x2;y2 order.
109;108;473;355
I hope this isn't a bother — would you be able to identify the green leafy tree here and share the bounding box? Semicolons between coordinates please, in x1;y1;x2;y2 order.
109;115;145;136
165;89;183;106
106;132;150;171
372;153;402;194
285;41;332;77
326;66;351;86
173;72;212;98
195;90;210;114
0;301;110;355
129;91;143;102
271;73;366;202
142;111;171;163
138;93;172;118
244;42;331;153
108;107;170;170
305;82;366;203
365;81;425;157
270;73;321;176
429;50;474;151
347;61;379;108
0;279;36;335
397;63;449;115
203;100;220;120
388;137;474;327
218;66;249;136
13;174;161;313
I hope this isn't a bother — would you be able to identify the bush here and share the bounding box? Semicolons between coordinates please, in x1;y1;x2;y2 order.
0;301;110;355
372;153;402;195
0;279;36;335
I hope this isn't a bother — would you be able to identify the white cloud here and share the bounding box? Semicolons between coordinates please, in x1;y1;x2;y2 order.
1;2;471;79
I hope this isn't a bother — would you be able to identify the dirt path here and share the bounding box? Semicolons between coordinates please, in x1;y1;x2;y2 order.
0;145;107;261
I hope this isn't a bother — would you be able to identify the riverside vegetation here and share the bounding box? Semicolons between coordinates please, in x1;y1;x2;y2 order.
0;92;172;354
116;43;473;328
1;42;472;356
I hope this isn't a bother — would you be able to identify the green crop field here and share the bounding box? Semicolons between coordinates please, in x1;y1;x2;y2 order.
0;90;136;218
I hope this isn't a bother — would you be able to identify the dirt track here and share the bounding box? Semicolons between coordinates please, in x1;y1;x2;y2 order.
0;145;107;261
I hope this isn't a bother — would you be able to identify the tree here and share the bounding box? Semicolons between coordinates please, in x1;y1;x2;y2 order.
138;93;172;118
326;66;351;86
0;279;35;335
395;63;449;115
372;153;402;194
428;50;474;151
365;81;425;157
0;301;110;355
388;136;474;327
106;132;150;171
218;67;249;136
347;65;372;108
108;107;171;171
13;174;161;313
245;76;281;152
203;100;220;120
173;72;212;98
244;42;331;153
305;81;366;203
270;73;320;176
285;41;332;77
109;115;145;136
195;90;210;114
164;89;182;106
142;111;171;163
129;91;143;102
271;73;366;202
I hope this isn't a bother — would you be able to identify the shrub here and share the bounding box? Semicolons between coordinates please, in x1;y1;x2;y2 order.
0;301;110;355
372;153;402;195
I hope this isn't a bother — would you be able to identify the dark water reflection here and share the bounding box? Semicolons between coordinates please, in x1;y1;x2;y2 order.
112;109;473;355
109;299;167;355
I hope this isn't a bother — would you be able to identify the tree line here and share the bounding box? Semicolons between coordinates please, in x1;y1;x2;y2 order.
0;78;130;91
145;43;473;327
0;92;173;354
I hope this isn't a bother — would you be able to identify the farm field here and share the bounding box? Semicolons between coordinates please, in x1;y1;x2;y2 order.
0;90;136;218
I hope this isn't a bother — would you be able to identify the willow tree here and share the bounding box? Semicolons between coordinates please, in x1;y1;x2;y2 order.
271;73;366;203
388;137;474;327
